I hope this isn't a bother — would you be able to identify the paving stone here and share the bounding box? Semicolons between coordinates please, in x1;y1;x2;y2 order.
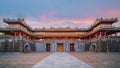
32;52;92;68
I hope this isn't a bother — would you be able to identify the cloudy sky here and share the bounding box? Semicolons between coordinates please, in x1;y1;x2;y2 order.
0;0;120;28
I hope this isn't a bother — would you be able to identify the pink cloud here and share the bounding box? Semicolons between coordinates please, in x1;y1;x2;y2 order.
93;10;120;19
40;14;62;23
40;15;47;20
66;18;94;24
107;10;120;17
39;14;94;25
25;10;120;28
25;17;95;28
104;10;120;27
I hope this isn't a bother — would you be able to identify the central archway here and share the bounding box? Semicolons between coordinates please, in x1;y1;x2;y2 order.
57;43;64;52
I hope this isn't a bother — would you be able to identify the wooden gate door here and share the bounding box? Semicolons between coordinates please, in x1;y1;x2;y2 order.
46;44;50;52
57;43;64;52
70;43;74;52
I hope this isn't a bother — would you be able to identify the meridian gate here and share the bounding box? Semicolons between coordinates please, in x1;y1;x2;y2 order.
1;18;120;52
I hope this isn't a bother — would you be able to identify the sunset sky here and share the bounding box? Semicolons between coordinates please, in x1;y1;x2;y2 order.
0;0;120;28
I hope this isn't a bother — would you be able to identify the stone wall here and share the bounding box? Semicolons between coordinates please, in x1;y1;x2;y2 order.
1;36;119;52
0;37;35;52
35;40;85;52
85;36;120;52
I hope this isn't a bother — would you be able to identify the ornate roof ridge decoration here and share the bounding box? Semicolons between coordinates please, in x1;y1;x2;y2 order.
93;18;118;25
99;18;118;21
32;27;90;32
3;18;24;22
3;18;32;30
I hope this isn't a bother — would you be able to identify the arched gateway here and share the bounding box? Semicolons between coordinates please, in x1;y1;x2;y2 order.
24;43;31;52
89;43;97;51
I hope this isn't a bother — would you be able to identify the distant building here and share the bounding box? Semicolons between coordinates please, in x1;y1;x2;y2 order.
0;18;120;52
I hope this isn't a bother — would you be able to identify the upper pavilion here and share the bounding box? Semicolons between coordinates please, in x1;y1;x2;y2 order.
0;18;120;41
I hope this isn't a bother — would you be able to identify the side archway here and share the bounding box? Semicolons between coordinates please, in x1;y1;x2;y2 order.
24;43;31;52
89;43;97;52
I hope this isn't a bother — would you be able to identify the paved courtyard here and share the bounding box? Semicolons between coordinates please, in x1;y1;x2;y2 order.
0;52;51;68
0;52;120;68
32;52;92;68
71;52;120;68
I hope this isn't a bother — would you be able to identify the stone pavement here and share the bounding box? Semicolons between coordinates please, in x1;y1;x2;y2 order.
32;52;92;68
